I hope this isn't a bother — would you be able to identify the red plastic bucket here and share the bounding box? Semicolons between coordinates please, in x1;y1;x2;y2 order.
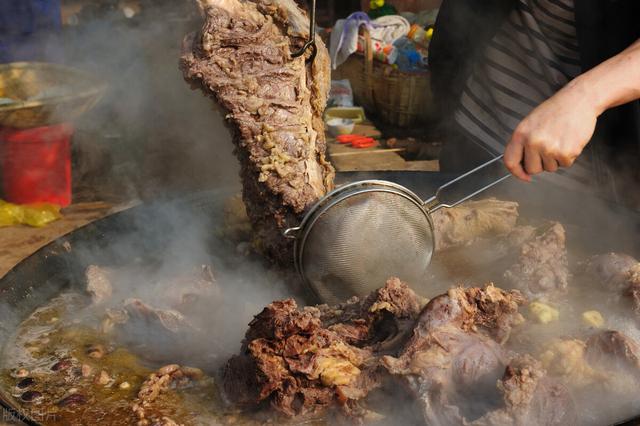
0;123;73;207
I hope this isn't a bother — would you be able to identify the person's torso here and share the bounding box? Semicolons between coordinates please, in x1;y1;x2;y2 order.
451;0;597;190
454;0;581;155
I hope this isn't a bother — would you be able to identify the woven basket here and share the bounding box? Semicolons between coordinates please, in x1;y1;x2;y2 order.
0;62;107;129
334;28;433;128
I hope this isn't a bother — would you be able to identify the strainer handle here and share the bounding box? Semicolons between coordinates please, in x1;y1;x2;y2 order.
424;155;511;213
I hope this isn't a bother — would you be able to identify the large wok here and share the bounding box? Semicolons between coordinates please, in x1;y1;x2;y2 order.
0;172;639;425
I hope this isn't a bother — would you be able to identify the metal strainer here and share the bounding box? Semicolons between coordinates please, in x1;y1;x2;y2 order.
284;155;511;304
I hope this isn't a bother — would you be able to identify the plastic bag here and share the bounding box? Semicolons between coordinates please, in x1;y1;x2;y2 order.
328;80;354;108
0;200;61;228
0;200;23;226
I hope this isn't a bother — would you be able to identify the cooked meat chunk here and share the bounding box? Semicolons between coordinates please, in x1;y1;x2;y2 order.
582;253;640;319
137;364;204;404
399;285;525;344
160;264;220;313
432;198;520;251
384;325;509;424
471;355;577;426
504;222;570;299
222;299;376;418
583;253;640;290
101;308;129;334
85;265;113;305
318;277;428;348
110;299;222;366
117;300;197;358
583;331;640;422
538;331;640;425
94;265;225;366
478;225;537;263
381;285;527;424
626;282;640;315
585;330;640;377
181;0;334;263
132;364;207;425
460;285;527;343
539;339;603;388
123;299;193;335
538;331;640;390
222;278;426;418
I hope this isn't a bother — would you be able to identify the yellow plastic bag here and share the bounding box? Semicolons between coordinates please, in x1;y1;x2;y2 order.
0;200;61;228
0;200;23;226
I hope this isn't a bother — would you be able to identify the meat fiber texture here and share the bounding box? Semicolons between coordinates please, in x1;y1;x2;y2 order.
470;354;577;426
379;285;572;426
432;198;520;252
181;0;335;263
222;278;427;419
224;279;578;424
86;264;225;366
538;330;640;424
581;252;640;321
221;246;640;424
504;222;570;300
540;330;640;391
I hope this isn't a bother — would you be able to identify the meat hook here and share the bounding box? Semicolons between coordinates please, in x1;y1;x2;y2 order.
291;0;318;63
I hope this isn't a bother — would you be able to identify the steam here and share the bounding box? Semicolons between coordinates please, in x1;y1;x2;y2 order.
62;3;239;202
51;2;301;369
71;197;296;370
1;1;293;371
1;2;640;426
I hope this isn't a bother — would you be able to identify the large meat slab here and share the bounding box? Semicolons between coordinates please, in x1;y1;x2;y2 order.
181;0;335;262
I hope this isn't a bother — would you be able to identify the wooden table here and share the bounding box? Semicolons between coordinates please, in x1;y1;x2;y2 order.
326;121;439;173
0;201;134;279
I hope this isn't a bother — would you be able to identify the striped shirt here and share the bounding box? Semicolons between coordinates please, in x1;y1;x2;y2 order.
454;0;592;188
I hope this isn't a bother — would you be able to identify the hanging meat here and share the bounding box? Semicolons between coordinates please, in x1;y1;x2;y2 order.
181;0;335;263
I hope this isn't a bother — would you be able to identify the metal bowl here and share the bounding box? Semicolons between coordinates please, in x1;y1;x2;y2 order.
0;62;107;128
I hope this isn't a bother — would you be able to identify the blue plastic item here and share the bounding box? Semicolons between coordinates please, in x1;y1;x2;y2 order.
393;37;424;72
0;0;62;63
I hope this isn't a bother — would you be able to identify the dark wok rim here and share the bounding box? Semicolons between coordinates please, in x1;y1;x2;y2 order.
0;238;90;425
0;188;236;425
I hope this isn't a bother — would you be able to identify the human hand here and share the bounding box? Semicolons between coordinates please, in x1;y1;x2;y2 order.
504;81;599;182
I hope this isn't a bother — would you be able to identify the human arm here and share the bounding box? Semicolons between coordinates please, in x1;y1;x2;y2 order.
504;39;640;181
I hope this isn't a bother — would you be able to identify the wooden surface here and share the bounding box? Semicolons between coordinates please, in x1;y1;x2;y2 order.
326;121;439;172
330;147;439;172
0;201;134;279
